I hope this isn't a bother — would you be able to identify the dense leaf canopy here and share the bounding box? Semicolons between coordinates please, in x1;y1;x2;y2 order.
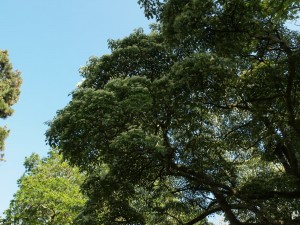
47;1;300;224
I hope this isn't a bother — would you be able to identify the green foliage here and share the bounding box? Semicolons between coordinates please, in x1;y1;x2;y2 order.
47;2;300;225
0;50;21;155
2;150;86;225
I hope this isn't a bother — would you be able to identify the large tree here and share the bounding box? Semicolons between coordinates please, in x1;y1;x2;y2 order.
47;31;210;224
47;1;300;224
0;50;21;157
2;150;86;225
137;0;300;223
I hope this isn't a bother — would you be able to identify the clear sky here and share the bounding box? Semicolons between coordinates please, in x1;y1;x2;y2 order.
0;0;153;215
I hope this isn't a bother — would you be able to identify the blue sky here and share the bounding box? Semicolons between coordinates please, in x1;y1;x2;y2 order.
0;0;152;215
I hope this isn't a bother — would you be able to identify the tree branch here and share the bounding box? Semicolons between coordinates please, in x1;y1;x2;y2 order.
185;207;222;225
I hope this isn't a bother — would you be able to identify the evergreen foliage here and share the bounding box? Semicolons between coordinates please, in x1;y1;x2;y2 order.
0;50;21;157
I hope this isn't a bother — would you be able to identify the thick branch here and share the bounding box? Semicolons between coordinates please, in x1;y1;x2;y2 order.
213;192;242;225
185;207;222;225
239;189;300;200
168;162;234;193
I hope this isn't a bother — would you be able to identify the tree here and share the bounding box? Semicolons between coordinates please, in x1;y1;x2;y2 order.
2;150;86;225
0;50;21;158
47;1;300;224
47;30;211;225
137;0;300;223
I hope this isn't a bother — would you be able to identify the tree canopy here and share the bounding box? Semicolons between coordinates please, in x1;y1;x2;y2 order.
46;1;300;224
2;150;86;225
0;50;21;157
